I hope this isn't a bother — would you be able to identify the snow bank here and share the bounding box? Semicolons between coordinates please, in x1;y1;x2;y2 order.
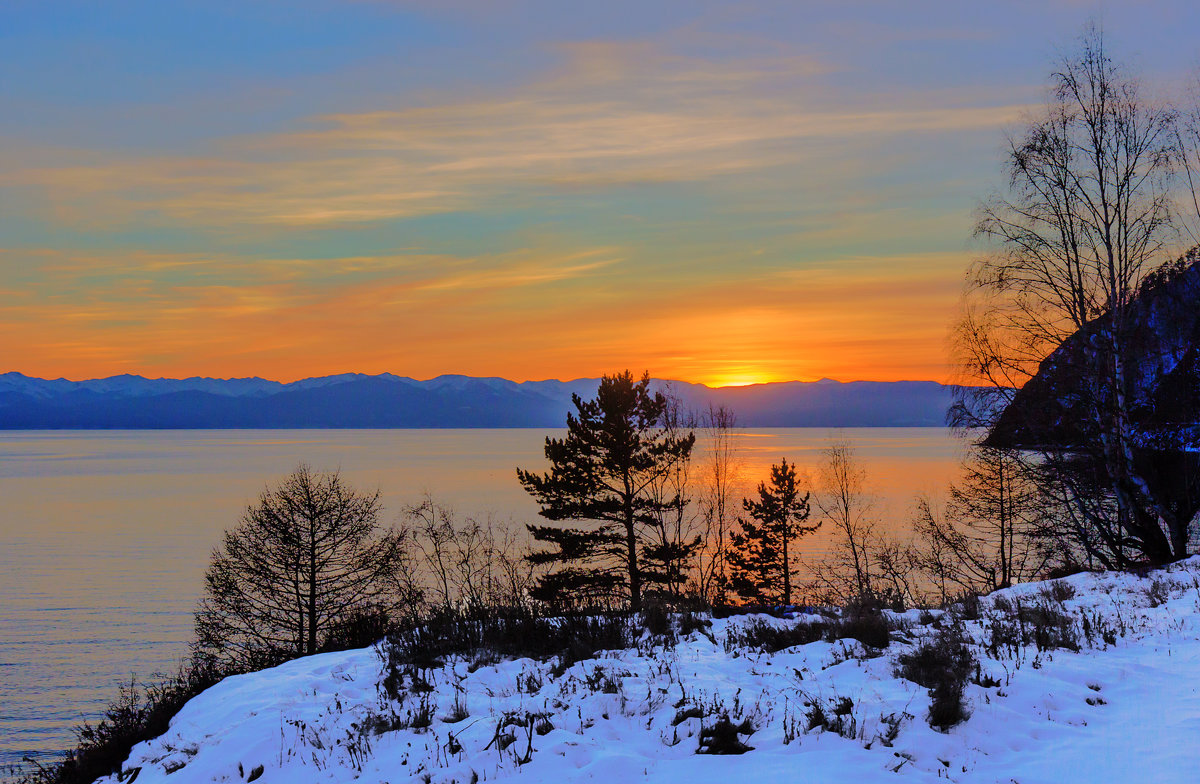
98;559;1200;784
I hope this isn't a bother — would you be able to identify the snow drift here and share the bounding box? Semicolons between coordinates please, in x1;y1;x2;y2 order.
96;560;1200;784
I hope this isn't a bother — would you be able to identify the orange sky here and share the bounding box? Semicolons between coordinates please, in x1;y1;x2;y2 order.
0;246;966;385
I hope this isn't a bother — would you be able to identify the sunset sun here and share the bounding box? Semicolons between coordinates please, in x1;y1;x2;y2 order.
705;371;775;388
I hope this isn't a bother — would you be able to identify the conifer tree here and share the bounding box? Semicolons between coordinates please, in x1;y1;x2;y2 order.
728;458;817;606
517;370;696;610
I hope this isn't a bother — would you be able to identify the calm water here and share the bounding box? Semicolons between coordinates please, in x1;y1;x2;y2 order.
0;428;962;766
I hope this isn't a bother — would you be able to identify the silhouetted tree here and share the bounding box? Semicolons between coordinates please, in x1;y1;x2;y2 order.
814;440;879;600
1178;76;1200;244
728;458;817;606
517;371;695;610
641;386;703;600
404;493;534;610
194;465;405;667
696;405;743;604
961;25;1191;565
912;447;1051;598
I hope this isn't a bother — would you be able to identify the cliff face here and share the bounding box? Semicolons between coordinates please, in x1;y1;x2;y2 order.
986;249;1200;450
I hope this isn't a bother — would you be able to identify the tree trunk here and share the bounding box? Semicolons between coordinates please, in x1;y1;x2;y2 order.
781;529;791;607
294;573;305;657
624;487;642;611
307;529;318;655
1169;515;1190;560
626;518;641;611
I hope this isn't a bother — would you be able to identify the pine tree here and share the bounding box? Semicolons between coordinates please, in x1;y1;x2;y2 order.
728;458;817;606
517;371;696;610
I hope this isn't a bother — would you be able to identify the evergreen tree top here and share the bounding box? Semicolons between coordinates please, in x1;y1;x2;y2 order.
516;370;697;610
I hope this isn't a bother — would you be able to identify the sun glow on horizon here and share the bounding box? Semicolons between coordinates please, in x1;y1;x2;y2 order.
703;371;778;388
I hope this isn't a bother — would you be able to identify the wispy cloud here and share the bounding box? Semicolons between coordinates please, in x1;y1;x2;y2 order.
0;10;1062;384
0;243;962;383
5;41;1031;228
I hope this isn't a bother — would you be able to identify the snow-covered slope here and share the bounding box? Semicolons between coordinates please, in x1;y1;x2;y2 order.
98;560;1200;784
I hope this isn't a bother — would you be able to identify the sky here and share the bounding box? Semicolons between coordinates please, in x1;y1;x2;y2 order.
2;1;1199;387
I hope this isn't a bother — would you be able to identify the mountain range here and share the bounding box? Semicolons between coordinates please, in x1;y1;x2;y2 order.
0;372;955;429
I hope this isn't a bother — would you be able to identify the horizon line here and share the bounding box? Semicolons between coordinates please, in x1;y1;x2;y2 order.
1;369;951;389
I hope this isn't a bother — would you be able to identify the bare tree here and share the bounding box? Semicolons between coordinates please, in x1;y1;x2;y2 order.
194;465;405;667
912;447;1051;595
1176;75;1200;245
962;25;1188;565
405;494;459;608
909;495;958;605
1032;450;1125;570
642;386;702;599
487;516;539;608
695;405;742;603
812;440;880;602
872;535;924;609
405;494;535;609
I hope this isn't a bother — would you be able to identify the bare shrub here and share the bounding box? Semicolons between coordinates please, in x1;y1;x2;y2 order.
723;618;827;654
837;595;893;649
895;623;975;730
319;605;395;653
723;599;898;655
804;695;858;738
1144;577;1171;608
1021;603;1081;652
696;716;755;755
405;495;533;611
950;591;982;621
1042;580;1077;604
983;599;1081;657
12;661;231;784
377;605;636;690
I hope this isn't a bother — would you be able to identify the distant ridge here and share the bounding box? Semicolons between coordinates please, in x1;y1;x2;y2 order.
0;372;956;429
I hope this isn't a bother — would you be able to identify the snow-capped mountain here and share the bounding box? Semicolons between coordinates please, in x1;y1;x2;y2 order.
0;372;957;429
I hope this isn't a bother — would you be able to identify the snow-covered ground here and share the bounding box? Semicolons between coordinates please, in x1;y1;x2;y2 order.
99;560;1200;784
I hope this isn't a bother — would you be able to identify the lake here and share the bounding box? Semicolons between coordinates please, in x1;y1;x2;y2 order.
0;428;964;767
